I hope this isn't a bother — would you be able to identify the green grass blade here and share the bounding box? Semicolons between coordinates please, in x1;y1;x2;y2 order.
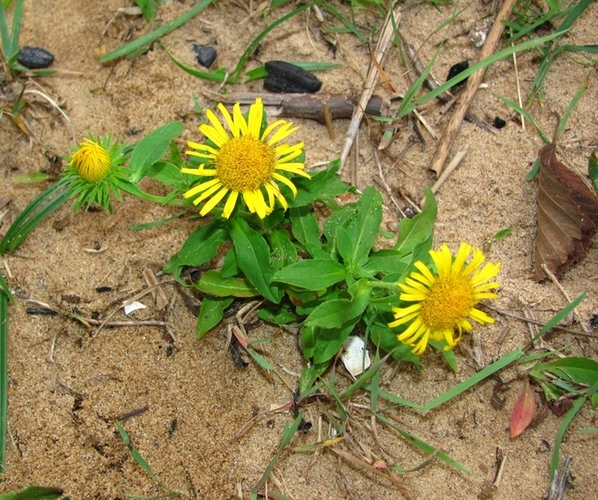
8;0;22;60
550;380;598;481
98;0;212;64
0;0;13;61
319;2;367;43
162;42;227;82
526;0;592;104
525;292;586;350
557;81;587;138
4;186;72;254
0;290;8;474
0;179;70;254
376;413;470;473
420;349;524;413
230;1;317;83
252;411;304;494
505;5;573;45
400;31;564;118
493;93;550;144
0;273;14;304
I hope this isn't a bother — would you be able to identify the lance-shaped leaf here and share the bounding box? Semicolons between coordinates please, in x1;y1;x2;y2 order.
510;378;537;439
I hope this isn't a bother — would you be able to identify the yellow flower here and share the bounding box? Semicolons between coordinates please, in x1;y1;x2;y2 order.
182;98;309;219
389;243;501;355
70;138;112;183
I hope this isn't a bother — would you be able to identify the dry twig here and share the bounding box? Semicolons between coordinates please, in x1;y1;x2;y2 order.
429;0;517;177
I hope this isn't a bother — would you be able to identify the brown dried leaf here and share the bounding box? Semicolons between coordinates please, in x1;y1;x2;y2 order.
534;142;598;281
510;378;536;439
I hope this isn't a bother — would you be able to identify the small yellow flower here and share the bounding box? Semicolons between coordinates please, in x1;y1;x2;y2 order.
182;98;310;219
70;138;112;183
389;243;501;355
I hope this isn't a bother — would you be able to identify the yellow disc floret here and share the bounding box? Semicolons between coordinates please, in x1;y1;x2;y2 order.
216;135;276;192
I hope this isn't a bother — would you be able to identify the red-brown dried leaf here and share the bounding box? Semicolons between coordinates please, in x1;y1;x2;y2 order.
534;142;598;281
510;378;536;439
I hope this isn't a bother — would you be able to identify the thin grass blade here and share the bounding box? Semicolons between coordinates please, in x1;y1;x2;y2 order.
98;0;212;63
231;1;316;83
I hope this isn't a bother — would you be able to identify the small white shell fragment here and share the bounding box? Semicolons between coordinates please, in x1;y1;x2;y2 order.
341;336;371;377
124;301;147;315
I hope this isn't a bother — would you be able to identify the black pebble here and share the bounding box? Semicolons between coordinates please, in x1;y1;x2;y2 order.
18;46;54;69
492;116;507;129
446;60;469;89
191;44;217;68
264;61;322;94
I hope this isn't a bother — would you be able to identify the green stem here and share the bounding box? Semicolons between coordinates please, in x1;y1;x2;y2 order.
0;291;8;474
368;280;398;290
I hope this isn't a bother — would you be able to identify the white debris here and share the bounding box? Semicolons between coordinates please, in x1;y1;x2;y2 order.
341;336;371;378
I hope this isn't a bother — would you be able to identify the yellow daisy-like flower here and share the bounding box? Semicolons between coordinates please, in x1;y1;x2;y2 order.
70;138;112;183
182;97;310;219
389;243;501;355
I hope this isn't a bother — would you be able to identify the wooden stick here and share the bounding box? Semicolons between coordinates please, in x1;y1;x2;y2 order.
430;0;517;177
206;91;388;123
338;3;401;173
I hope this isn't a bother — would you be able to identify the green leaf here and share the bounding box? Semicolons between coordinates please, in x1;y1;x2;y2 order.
395;189;436;256
163;220;229;281
128;122;183;183
228;218;282;304
344;186;384;266
362;249;411;276
196;296;234;339
299;362;328;394
145;160;187;188
304;280;371;329
288;159;348;208
289;206;327;259
271;259;347;291
258;306;297;325
544;357;598;387
369;319;422;366
194;270;259;298
12;172;50;183
0;486;65;500
267;229;298;270
311;321;359;364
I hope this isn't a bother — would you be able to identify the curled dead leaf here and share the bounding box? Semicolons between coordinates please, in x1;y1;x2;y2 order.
534;141;598;281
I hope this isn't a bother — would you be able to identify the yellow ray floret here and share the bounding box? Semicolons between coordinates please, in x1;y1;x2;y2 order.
389;242;501;355
182;98;310;219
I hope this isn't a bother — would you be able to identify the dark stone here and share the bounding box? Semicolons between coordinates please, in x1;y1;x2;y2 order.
17;46;54;69
264;61;322;94
446;60;469;89
191;44;217;68
492;116;507;129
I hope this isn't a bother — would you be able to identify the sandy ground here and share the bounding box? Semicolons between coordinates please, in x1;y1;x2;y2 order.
1;1;597;499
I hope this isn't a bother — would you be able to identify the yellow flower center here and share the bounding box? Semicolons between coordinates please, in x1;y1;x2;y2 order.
71;140;111;183
215;135;276;191
419;273;475;330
